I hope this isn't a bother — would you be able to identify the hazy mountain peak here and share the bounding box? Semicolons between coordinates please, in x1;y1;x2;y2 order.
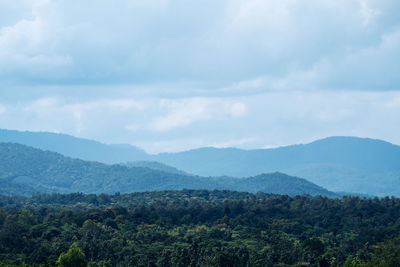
0;142;335;197
0;128;147;163
1;129;400;196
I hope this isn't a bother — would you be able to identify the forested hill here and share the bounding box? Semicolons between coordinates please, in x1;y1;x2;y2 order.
153;137;400;196
121;161;189;176
155;136;400;175
2;129;400;196
0;142;336;197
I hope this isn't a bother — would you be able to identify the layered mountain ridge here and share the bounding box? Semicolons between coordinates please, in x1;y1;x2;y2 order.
1;129;399;196
0;142;336;197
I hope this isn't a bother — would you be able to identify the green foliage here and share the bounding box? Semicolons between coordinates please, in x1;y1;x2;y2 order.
56;243;87;267
0;190;400;266
367;239;400;266
2;130;400;196
0;142;335;196
122;161;189;175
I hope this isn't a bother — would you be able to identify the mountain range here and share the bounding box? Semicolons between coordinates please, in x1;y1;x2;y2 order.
0;129;147;163
154;137;400;196
1;129;399;196
0;142;336;197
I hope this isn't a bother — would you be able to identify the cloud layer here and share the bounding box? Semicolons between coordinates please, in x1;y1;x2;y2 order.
0;0;399;152
0;0;399;91
1;91;400;153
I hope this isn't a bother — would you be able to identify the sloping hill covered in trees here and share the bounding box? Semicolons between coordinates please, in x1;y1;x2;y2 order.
154;137;400;196
0;143;336;197
2;129;400;196
121;161;189;176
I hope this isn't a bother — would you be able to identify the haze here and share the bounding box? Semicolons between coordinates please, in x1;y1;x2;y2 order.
0;0;399;153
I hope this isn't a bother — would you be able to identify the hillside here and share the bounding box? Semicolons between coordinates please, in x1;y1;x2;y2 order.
153;137;400;196
0;129;147;163
154;136;400;175
233;173;338;196
0;179;37;196
0;142;335;197
121;161;189;176
2;129;400;196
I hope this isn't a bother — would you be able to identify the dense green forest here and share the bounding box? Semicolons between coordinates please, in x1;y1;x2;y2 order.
0;190;399;266
0;143;336;197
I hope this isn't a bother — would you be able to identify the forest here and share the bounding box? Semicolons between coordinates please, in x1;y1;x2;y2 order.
0;190;399;266
0;142;335;197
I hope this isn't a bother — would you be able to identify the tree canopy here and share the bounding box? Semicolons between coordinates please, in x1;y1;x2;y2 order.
0;190;399;266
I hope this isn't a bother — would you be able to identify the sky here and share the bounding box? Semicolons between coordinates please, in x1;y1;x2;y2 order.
0;0;399;153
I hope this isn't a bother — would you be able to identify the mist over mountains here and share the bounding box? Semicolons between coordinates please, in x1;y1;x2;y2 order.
0;129;147;163
154;137;400;196
1;129;399;196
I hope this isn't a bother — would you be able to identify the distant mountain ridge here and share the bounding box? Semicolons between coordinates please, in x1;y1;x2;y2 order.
1;129;400;196
0;129;147;163
0;142;336;197
155;136;400;174
153;137;400;196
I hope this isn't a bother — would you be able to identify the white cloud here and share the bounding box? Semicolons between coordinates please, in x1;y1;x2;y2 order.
0;105;6;115
1;90;400;153
1;97;150;138
148;98;246;132
357;0;381;27
0;0;399;153
0;0;398;91
0;16;73;79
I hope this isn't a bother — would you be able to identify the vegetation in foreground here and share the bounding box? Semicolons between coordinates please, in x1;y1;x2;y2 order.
0;190;399;266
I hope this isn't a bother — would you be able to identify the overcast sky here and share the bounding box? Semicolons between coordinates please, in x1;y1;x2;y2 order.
0;0;399;153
